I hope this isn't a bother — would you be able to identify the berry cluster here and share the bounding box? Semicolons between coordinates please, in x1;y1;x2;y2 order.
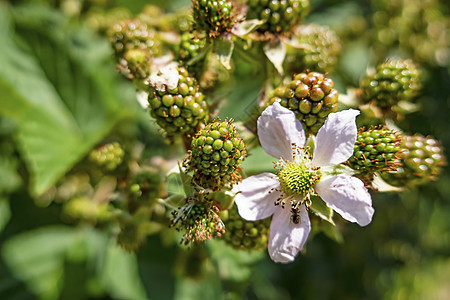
348;127;401;174
109;19;161;79
89;142;125;171
189;121;246;179
285;24;341;74
246;0;310;35
381;134;446;188
360;59;423;109
192;0;234;37
171;198;225;245
265;72;339;134
177;32;207;76
148;66;209;135
222;205;270;251
109;19;160;58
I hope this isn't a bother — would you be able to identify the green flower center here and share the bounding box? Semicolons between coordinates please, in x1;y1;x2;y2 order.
278;162;314;196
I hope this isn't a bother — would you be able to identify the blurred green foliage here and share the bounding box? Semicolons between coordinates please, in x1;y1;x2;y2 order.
0;0;449;299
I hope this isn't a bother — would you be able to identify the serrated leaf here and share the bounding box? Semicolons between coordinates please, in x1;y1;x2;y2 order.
309;196;334;225
263;40;285;75
214;35;234;70
0;5;135;195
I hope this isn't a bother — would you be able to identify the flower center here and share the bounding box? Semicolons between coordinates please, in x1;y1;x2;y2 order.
278;162;313;196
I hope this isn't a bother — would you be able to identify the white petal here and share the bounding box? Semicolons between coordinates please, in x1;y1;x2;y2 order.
268;204;310;263
312;109;359;167
232;173;281;221
315;175;374;226
257;102;305;161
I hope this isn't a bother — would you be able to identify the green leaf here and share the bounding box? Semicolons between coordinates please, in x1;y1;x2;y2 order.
208;239;264;282
209;190;234;210
0;5;135;195
241;146;274;175
263;39;285;75
0;198;11;233
164;194;186;209
1;226;78;300
231;19;265;37
100;242;148;300
214;35;235;70
309;196;335;225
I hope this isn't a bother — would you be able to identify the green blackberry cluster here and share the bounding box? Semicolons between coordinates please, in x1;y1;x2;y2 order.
381;134;446;188
360;59;423;110
148;66;209;135
246;0;310;35
371;0;449;67
177;32;207;76
348;127;401;175
189;120;246;179
222;205;270;251
171;198;225;245
109;19;161;79
265;72;339;135
89;142;125;171
109;19;161;58
192;0;234;37
285;24;341;74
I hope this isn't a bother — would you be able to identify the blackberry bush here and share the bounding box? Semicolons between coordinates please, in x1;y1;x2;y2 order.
148;66;209;136
265;71;339;135
360;59;423;110
285;24;342;74
192;0;234;37
246;0;310;35
222;205;270;251
381;134;446;188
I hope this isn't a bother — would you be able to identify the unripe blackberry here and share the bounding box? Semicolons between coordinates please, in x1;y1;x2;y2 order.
381;134;446;188
360;59;423;109
265;71;339;135
189;120;247;179
192;0;234;38
109;19;161;59
171;197;225;245
246;0;310;35
122;48;152;79
177;32;207;76
148;66;209;135
347;127;401;175
89;142;125;171
222;205;270;251
285;24;341;74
